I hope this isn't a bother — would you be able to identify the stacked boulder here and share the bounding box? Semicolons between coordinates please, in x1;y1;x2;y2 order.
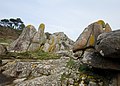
73;20;111;53
8;23;74;54
73;20;120;85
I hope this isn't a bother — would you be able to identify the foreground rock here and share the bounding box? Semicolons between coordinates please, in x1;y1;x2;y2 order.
95;30;120;58
0;57;69;86
82;49;120;70
0;57;107;86
72;20;120;86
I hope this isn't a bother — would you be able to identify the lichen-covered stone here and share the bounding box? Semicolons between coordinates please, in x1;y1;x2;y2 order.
0;57;70;85
8;24;74;53
82;49;120;70
73;20;112;53
8;25;36;52
42;32;74;53
28;23;46;51
95;29;120;58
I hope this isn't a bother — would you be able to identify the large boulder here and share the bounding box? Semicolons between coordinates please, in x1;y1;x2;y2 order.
42;32;74;53
8;25;37;52
73;20;112;53
95;30;120;58
82;49;120;70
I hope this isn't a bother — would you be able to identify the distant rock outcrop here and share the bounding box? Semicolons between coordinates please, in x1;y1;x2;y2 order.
43;32;74;52
8;23;74;54
27;23;46;51
8;25;37;52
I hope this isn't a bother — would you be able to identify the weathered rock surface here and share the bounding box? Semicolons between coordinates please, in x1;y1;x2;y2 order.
73;20;112;53
95;30;120;58
72;20;120;86
0;44;7;55
0;57;77;86
8;25;37;52
82;49;120;70
8;24;74;54
43;32;74;53
0;57;106;86
1;20;119;86
28;23;46;51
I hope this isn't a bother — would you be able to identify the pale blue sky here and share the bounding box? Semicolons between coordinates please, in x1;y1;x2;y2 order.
0;0;120;40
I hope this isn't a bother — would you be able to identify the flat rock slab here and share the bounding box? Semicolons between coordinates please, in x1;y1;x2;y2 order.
95;30;120;58
82;51;120;71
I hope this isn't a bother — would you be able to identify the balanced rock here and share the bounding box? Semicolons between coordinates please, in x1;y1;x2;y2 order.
8;25;36;52
73;20;112;53
95;29;120;58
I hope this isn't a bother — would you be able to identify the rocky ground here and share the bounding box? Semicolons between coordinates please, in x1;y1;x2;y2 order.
0;20;120;86
0;57;108;86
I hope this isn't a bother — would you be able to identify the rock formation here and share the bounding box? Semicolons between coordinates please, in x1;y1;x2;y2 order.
73;20;112;56
73;20;120;86
8;25;37;52
43;32;74;53
8;23;74;54
1;20;120;86
80;29;120;70
95;30;120;58
27;23;46;51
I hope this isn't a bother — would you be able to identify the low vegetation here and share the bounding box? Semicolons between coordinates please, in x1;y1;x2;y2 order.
2;50;60;60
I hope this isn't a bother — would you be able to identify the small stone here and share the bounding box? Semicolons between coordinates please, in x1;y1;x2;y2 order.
98;82;103;86
13;78;26;84
100;50;104;56
88;81;97;86
68;78;74;85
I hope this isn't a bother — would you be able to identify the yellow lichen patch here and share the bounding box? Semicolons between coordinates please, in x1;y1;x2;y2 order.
89;34;95;46
39;23;45;31
26;25;33;28
97;20;105;28
48;36;55;52
32;64;38;68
